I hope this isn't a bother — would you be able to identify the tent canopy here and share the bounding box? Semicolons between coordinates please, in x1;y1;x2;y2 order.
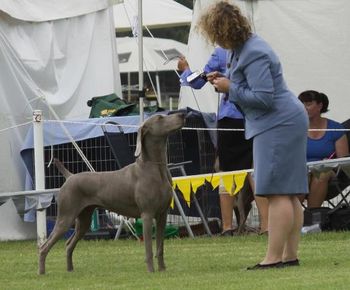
113;0;192;31
0;0;110;22
117;36;187;73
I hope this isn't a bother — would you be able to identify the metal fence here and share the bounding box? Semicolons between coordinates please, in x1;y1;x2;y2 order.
29;114;220;237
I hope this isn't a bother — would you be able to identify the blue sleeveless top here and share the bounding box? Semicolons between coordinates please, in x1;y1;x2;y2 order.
307;119;345;161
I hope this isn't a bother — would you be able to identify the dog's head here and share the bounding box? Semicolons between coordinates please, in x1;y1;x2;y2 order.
134;113;186;157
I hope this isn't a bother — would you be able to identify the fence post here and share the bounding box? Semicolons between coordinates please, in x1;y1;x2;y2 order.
33;110;47;246
169;97;173;111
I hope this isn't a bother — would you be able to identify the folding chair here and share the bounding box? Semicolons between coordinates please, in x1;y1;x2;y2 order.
326;168;350;207
101;121;135;169
325;118;350;208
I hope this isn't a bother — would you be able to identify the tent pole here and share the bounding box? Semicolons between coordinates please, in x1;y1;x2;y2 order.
155;73;162;107
33;110;47;246
169;96;173;111
127;72;131;102
138;0;144;123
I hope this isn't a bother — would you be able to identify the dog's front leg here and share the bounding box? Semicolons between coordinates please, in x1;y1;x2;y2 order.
38;243;49;275
155;211;167;271
142;213;155;272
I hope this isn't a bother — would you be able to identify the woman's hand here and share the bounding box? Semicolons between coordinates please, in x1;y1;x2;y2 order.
212;77;230;93
206;71;223;84
177;56;189;71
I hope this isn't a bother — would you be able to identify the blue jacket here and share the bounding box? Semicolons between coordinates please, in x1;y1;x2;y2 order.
228;34;306;139
180;47;243;120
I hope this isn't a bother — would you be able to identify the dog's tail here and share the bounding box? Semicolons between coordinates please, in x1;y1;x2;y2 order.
53;158;73;179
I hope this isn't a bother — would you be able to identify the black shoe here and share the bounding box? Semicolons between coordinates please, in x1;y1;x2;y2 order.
247;261;284;270
283;259;300;267
258;230;268;236
220;229;234;236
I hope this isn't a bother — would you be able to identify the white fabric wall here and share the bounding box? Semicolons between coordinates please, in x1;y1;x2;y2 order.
0;0;111;22
179;0;350;123
0;200;36;241
0;3;121;240
0;8;121;121
0;6;121;192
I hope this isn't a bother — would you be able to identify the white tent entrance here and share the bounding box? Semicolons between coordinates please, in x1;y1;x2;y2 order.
117;36;187;106
113;0;192;32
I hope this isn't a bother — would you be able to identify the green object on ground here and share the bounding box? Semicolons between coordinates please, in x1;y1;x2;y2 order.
134;218;179;238
90;209;99;232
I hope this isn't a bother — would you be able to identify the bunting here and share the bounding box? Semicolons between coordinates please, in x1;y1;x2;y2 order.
171;170;251;208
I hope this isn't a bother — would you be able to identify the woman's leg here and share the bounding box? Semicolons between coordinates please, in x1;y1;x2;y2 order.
219;190;235;232
248;173;269;234
283;196;303;262
261;195;294;264
255;196;269;234
308;172;334;208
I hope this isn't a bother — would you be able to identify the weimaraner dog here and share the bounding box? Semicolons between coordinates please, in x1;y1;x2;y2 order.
38;112;186;274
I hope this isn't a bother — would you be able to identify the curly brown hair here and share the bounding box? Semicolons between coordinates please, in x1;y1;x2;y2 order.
197;1;252;49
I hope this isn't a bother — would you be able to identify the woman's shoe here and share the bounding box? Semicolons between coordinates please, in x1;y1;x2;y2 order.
258;230;268;236
283;259;300;267
220;229;234;236
247;261;284;270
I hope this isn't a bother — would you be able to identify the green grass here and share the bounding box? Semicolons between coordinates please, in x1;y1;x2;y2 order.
0;232;349;290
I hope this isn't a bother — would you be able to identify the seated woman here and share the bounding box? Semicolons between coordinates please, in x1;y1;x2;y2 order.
298;90;349;208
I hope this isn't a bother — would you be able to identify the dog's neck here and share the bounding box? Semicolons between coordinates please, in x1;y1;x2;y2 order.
138;137;168;165
137;158;167;166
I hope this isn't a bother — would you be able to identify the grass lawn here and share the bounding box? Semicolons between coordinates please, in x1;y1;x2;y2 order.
0;232;349;290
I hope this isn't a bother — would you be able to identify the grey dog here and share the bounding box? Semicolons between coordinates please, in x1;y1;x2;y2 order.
38;112;186;274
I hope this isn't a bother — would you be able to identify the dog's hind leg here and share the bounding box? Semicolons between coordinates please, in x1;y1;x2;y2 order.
66;206;95;272
237;200;252;234
237;181;254;234
141;213;155;272
38;217;75;274
234;206;240;228
155;210;167;271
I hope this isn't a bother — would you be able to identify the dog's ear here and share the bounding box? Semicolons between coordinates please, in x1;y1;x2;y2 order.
134;124;147;157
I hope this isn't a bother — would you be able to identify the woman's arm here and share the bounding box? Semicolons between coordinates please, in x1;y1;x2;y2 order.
229;54;274;110
335;134;349;157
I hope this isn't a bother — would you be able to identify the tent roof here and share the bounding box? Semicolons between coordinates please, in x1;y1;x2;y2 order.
117;36;187;73
113;0;192;31
0;0;110;22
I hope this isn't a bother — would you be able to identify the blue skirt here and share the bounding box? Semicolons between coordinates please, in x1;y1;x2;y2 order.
253;112;309;196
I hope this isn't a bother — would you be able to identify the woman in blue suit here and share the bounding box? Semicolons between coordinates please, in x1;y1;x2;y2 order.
177;47;269;236
198;1;309;269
